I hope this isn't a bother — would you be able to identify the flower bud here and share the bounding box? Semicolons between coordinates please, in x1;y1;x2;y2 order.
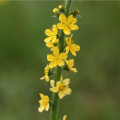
71;8;80;17
53;8;59;13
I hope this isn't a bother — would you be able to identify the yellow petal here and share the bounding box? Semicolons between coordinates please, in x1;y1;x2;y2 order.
52;38;59;43
70;48;76;56
39;100;43;104
69;34;73;43
45;65;49;74
67;14;74;23
57;60;64;67
64;87;72;95
46;42;54;48
58;91;65;99
52;25;58;35
63;115;67;120
58;53;67;60
49;60;58;68
45;104;49;111
46;42;53;48
63;79;70;86
75;45;80;51
63;27;70;35
50;87;59;93
71;68;77;72
40;93;45;99
56;81;61;87
65;46;69;54
45;96;49;102
40;76;45;80
70;44;80;56
59;14;67;23
45;75;49;82
45;29;53;36
57;23;65;29
52;47;59;57
71;44;80;51
68;59;74;67
47;54;55;61
52;36;57;43
68;24;79;30
72;18;77;24
67;59;77;72
65;37;70;45
38;106;45;112
50;80;55;87
44;36;53;43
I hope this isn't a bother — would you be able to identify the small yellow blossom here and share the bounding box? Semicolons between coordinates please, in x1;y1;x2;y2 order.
44;25;59;43
40;65;50;82
77;10;79;14
53;8;59;13
50;76;72;99
65;34;80;56
57;14;78;35
66;59;77;72
58;5;63;9
47;47;67;68
38;93;50;112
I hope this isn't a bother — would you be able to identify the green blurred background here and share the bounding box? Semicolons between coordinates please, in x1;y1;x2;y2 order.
0;1;120;120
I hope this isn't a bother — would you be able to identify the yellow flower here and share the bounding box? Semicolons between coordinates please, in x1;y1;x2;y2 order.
47;47;67;68
57;14;78;35
40;65;50;82
50;76;72;99
38;93;50;112
44;25;59;43
58;5;63;9
66;59;77;72
65;34;80;56
59;115;67;120
53;8;59;13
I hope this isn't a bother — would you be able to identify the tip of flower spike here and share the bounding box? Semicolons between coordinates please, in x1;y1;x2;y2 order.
52;5;65;18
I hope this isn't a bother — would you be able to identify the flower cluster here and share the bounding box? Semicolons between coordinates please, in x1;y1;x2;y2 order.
38;4;80;120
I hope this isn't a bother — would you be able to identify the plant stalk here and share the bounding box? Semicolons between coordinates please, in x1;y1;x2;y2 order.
50;0;72;120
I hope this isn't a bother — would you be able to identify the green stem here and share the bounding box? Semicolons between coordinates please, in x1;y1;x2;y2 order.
50;66;61;120
50;0;72;120
65;0;72;17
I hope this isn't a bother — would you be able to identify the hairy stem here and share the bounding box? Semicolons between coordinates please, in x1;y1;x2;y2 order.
65;0;72;17
50;0;72;120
